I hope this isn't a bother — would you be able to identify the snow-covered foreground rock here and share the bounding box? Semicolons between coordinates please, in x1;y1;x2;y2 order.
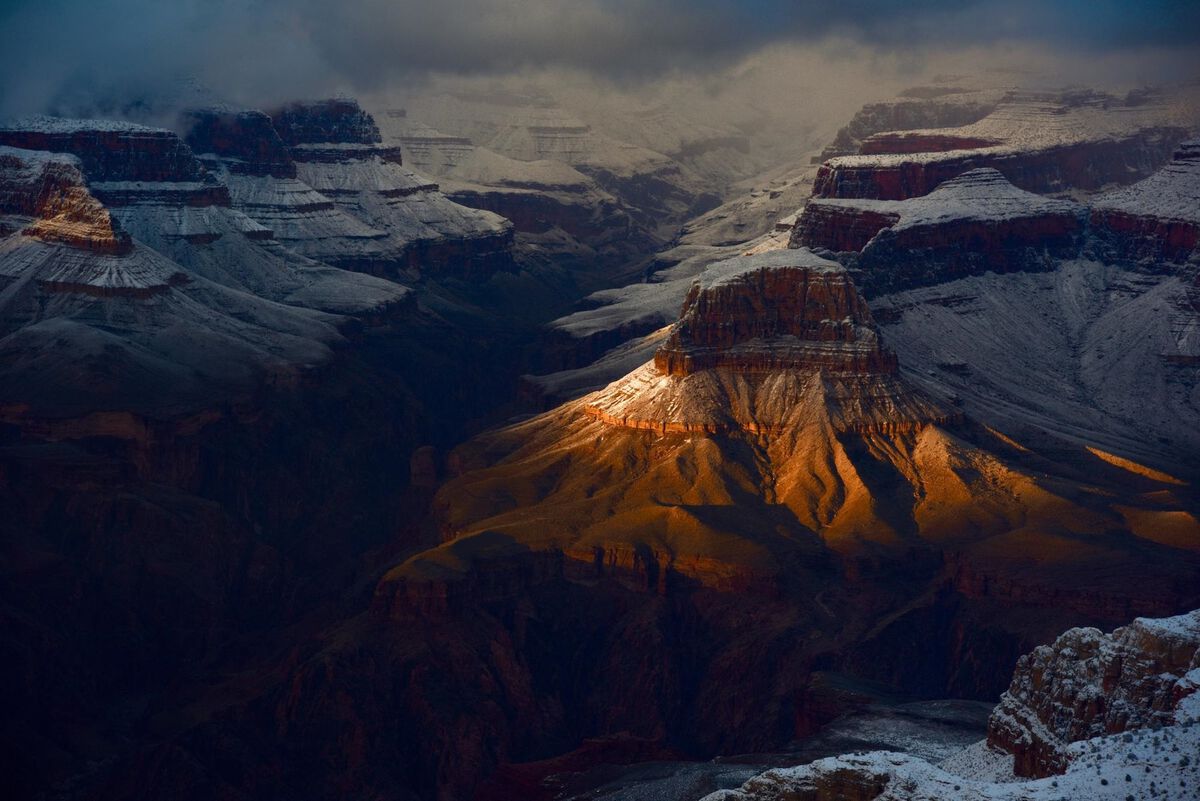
988;609;1200;777
704;609;1200;801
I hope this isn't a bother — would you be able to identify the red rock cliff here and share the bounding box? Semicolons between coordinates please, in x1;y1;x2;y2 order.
987;610;1200;777
653;250;897;376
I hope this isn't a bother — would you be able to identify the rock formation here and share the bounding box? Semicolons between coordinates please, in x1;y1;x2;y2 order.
0;145;342;418
818;84;1002;161
1091;138;1200;266
580;250;947;436
813;91;1192;200
704;609;1200;801
438;147;633;244
268;98;515;281
0;117;410;317
347;246;1200;799
987;609;1200;777
181;106;406;275
793;168;1086;293
397;90;720;241
0;116;209;183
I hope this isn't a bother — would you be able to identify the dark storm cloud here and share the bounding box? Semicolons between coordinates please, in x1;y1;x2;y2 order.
0;0;1197;115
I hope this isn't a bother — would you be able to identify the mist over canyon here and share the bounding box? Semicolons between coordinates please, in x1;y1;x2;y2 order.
1;3;1199;800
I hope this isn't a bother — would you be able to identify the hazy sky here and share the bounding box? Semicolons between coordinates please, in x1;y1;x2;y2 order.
0;0;1197;116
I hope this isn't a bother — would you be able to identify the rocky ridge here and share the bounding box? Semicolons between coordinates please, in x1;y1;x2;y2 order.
818;83;1004;162
813;90;1194;200
270;98;515;281
1091;138;1200;265
0;145;341;418
987;609;1200;777
793;168;1086;293
0;116;410;317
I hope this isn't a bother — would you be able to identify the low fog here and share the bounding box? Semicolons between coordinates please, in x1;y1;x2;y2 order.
1;0;1197;174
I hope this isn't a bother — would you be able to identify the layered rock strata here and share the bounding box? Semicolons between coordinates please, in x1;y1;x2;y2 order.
819;85;1002;161
585;249;947;435
0;146;340;417
792;169;1086;293
269;98;515;280
181;106;402;274
813;92;1191;200
1091;138;1200;265
0;116;409;316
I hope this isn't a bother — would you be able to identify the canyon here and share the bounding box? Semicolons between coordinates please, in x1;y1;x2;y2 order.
1;71;1198;801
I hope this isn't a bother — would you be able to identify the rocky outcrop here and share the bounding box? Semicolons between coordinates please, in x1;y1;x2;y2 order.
0;147;131;254
179;107;296;178
581;250;950;435
793;169;1086;293
653;250;896;377
813;93;1190;200
819;87;1001;161
269;98;515;281
438;148;633;244
0;146;344;416
0;116;209;183
986;610;1200;777
272;97;385;149
1;117;409;317
376;111;475;175
0;132;528;801
705;609;1200;801
399;91;719;241
790;203;900;254
1090;139;1200;266
180;105;403;275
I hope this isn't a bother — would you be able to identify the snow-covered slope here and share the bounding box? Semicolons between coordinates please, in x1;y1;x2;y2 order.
272;99;515;281
873;260;1200;474
1091;138;1200;265
181;106;411;277
0;116;411;317
0;147;341;417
